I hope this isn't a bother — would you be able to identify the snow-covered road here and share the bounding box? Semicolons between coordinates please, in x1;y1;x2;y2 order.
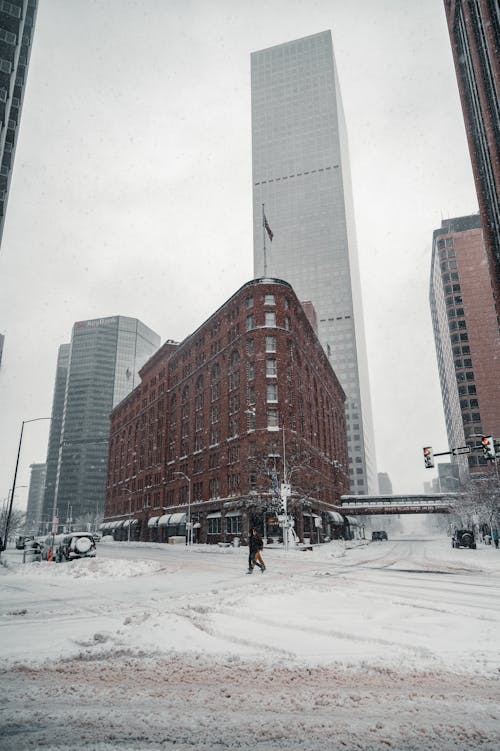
1;536;499;749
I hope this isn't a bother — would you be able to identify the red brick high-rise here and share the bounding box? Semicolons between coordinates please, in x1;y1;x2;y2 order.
430;215;500;479
103;279;349;544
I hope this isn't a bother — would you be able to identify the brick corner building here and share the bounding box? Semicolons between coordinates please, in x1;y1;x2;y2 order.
104;279;350;544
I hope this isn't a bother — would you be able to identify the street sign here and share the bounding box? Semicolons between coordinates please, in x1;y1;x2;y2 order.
452;446;471;455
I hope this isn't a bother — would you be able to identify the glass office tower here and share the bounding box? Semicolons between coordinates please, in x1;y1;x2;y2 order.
44;317;160;528
251;30;377;494
0;0;38;245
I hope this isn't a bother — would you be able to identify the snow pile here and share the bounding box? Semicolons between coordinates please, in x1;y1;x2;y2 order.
4;556;168;579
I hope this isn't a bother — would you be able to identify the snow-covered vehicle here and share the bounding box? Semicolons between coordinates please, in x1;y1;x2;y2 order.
50;532;97;561
451;529;476;549
15;535;34;549
371;530;388;541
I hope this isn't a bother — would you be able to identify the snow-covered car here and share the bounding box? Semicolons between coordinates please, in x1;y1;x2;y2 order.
15;535;34;549
452;529;476;549
371;530;388;541
54;532;97;561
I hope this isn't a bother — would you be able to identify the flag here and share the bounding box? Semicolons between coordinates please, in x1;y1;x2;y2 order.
263;213;274;242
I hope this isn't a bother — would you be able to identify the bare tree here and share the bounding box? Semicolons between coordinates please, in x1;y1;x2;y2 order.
0;505;26;545
452;470;500;533
248;440;336;515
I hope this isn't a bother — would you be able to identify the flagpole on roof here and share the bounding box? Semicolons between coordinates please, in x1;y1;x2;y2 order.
262;203;267;277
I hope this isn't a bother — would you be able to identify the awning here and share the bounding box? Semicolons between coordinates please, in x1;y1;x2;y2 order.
98;523;106;530
328;511;344;524
148;516;160;528
206;511;222;519
122;519;139;528
158;514;171;527
345;515;359;526
168;512;186;525
115;520;125;528
225;511;242;517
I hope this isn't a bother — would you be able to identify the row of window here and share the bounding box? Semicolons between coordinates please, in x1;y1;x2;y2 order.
246;312;290;331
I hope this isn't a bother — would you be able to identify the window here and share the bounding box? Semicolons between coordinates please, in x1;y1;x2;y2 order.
226;515;242;535
208;516;221;534
266;383;278;402
247;338;254;355
209;478;220;499
248;362;255;380
246;296;254;308
265;311;276;327
284;317;290;331
266;358;277;377
267;410;279;429
246;315;255;331
264;294;275;306
266;336;277;352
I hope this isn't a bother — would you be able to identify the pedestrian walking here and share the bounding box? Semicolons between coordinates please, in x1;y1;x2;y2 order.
493;528;499;549
247;528;266;573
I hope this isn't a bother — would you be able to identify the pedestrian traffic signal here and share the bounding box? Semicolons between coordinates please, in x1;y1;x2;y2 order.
423;446;434;468
481;435;496;460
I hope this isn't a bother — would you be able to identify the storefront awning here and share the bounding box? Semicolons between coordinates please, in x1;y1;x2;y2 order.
148;516;160;528
158;514;171;527
328;511;344;524
206;511;222;519
169;512;186;525
225;511;242;517
123;519;139;528
345;515;359;526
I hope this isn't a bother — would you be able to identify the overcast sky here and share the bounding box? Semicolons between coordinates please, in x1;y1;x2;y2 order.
0;0;478;511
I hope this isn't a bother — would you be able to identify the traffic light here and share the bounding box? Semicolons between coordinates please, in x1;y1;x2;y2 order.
423;446;434;468
481;436;496;460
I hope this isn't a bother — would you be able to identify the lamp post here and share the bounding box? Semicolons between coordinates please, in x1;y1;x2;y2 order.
1;417;51;556
174;471;191;545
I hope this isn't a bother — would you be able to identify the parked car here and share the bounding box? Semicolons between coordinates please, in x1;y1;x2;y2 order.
15;535;34;550
371;530;388;541
56;532;97;561
452;529;476;549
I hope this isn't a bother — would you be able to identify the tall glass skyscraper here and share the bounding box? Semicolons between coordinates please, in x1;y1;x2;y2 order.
0;0;38;245
251;30;377;494
42;316;160;528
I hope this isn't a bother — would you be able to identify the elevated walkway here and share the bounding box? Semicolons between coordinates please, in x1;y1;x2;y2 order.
340;493;456;515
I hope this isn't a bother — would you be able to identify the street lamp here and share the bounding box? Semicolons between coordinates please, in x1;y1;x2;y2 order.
1;417;51;556
174;471;191;546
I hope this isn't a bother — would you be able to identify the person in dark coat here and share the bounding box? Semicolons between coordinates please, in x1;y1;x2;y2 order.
247;528;266;573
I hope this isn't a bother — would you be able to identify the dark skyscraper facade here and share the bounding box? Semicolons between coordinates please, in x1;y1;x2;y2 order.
0;0;38;245
443;1;500;303
42;317;160;529
251;31;377;494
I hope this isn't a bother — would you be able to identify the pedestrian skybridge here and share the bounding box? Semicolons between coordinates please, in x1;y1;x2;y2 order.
340;493;456;515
